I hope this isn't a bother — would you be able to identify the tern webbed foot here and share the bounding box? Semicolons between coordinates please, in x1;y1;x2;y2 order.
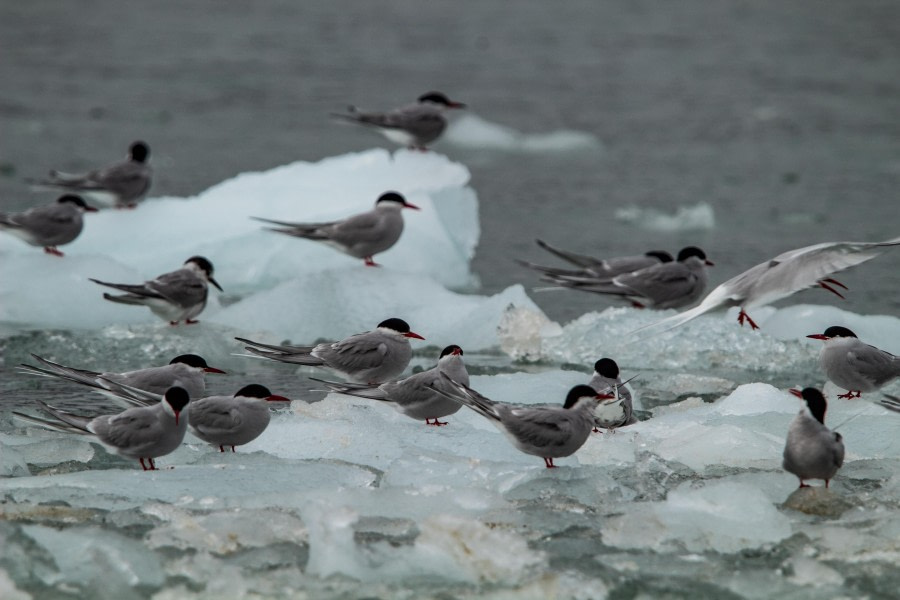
837;390;861;399
425;418;448;426
43;246;64;257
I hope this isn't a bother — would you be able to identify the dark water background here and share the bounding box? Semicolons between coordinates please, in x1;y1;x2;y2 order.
2;0;899;324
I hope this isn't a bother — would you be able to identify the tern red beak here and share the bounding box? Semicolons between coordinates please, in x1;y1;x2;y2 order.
789;388;803;399
705;260;715;266
452;347;462;356
448;101;466;109
403;201;420;211
204;366;227;374
806;334;829;340
85;206;100;213
266;394;291;402
404;331;425;340
596;393;616;401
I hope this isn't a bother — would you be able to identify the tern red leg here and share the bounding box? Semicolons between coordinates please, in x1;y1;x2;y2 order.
219;445;226;453
140;458;148;471
231;446;236;453
837;390;861;399
737;309;759;330
425;418;448;426
363;257;380;267
818;278;847;300
592;427;601;433
43;246;64;257
148;458;157;470
798;480;809;488
543;457;557;468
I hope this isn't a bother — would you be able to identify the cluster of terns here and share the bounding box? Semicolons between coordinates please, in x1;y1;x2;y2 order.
5;92;900;489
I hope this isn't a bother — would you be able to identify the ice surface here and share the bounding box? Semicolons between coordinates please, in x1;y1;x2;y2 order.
524;303;900;377
614;201;715;232
443;113;602;153
602;481;793;553
3;368;900;596
0;150;481;332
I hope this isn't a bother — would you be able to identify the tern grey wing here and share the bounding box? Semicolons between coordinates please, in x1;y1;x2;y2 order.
188;397;247;438
252;216;339;239
145;269;208;307
0;203;83;246
92;405;184;458
319;334;393;372
343;103;446;146
846;345;900;388
782;415;844;483
88;161;152;202
324;210;400;247
503;407;590;457
611;262;706;308
535;239;606;270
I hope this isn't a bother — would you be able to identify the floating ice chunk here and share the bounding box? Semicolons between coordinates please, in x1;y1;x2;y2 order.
0;150;481;333
302;500;545;585
412;514;545;584
0;459;378;511
144;505;307;554
602;481;792;553
0;569;31;600
443;113;602;153
537;307;819;374
1;432;96;467
786;556;845;588
711;382;796;416
497;304;562;361
21;524;165;595
0;440;29;477
614;202;715;232
650;422;785;471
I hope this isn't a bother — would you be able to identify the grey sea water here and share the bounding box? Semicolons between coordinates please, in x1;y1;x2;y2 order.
2;2;900;598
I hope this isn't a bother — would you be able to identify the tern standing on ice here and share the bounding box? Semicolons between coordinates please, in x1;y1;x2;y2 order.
807;326;900;399
237;318;425;384
0;194;97;256
782;387;845;488
314;344;469;426
332;91;466;150
13;386;191;471
254;191;419;267
635;236;900;335
34;141;152;209
187;384;291;452
431;376;614;468
90;256;223;325
19;353;225;402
